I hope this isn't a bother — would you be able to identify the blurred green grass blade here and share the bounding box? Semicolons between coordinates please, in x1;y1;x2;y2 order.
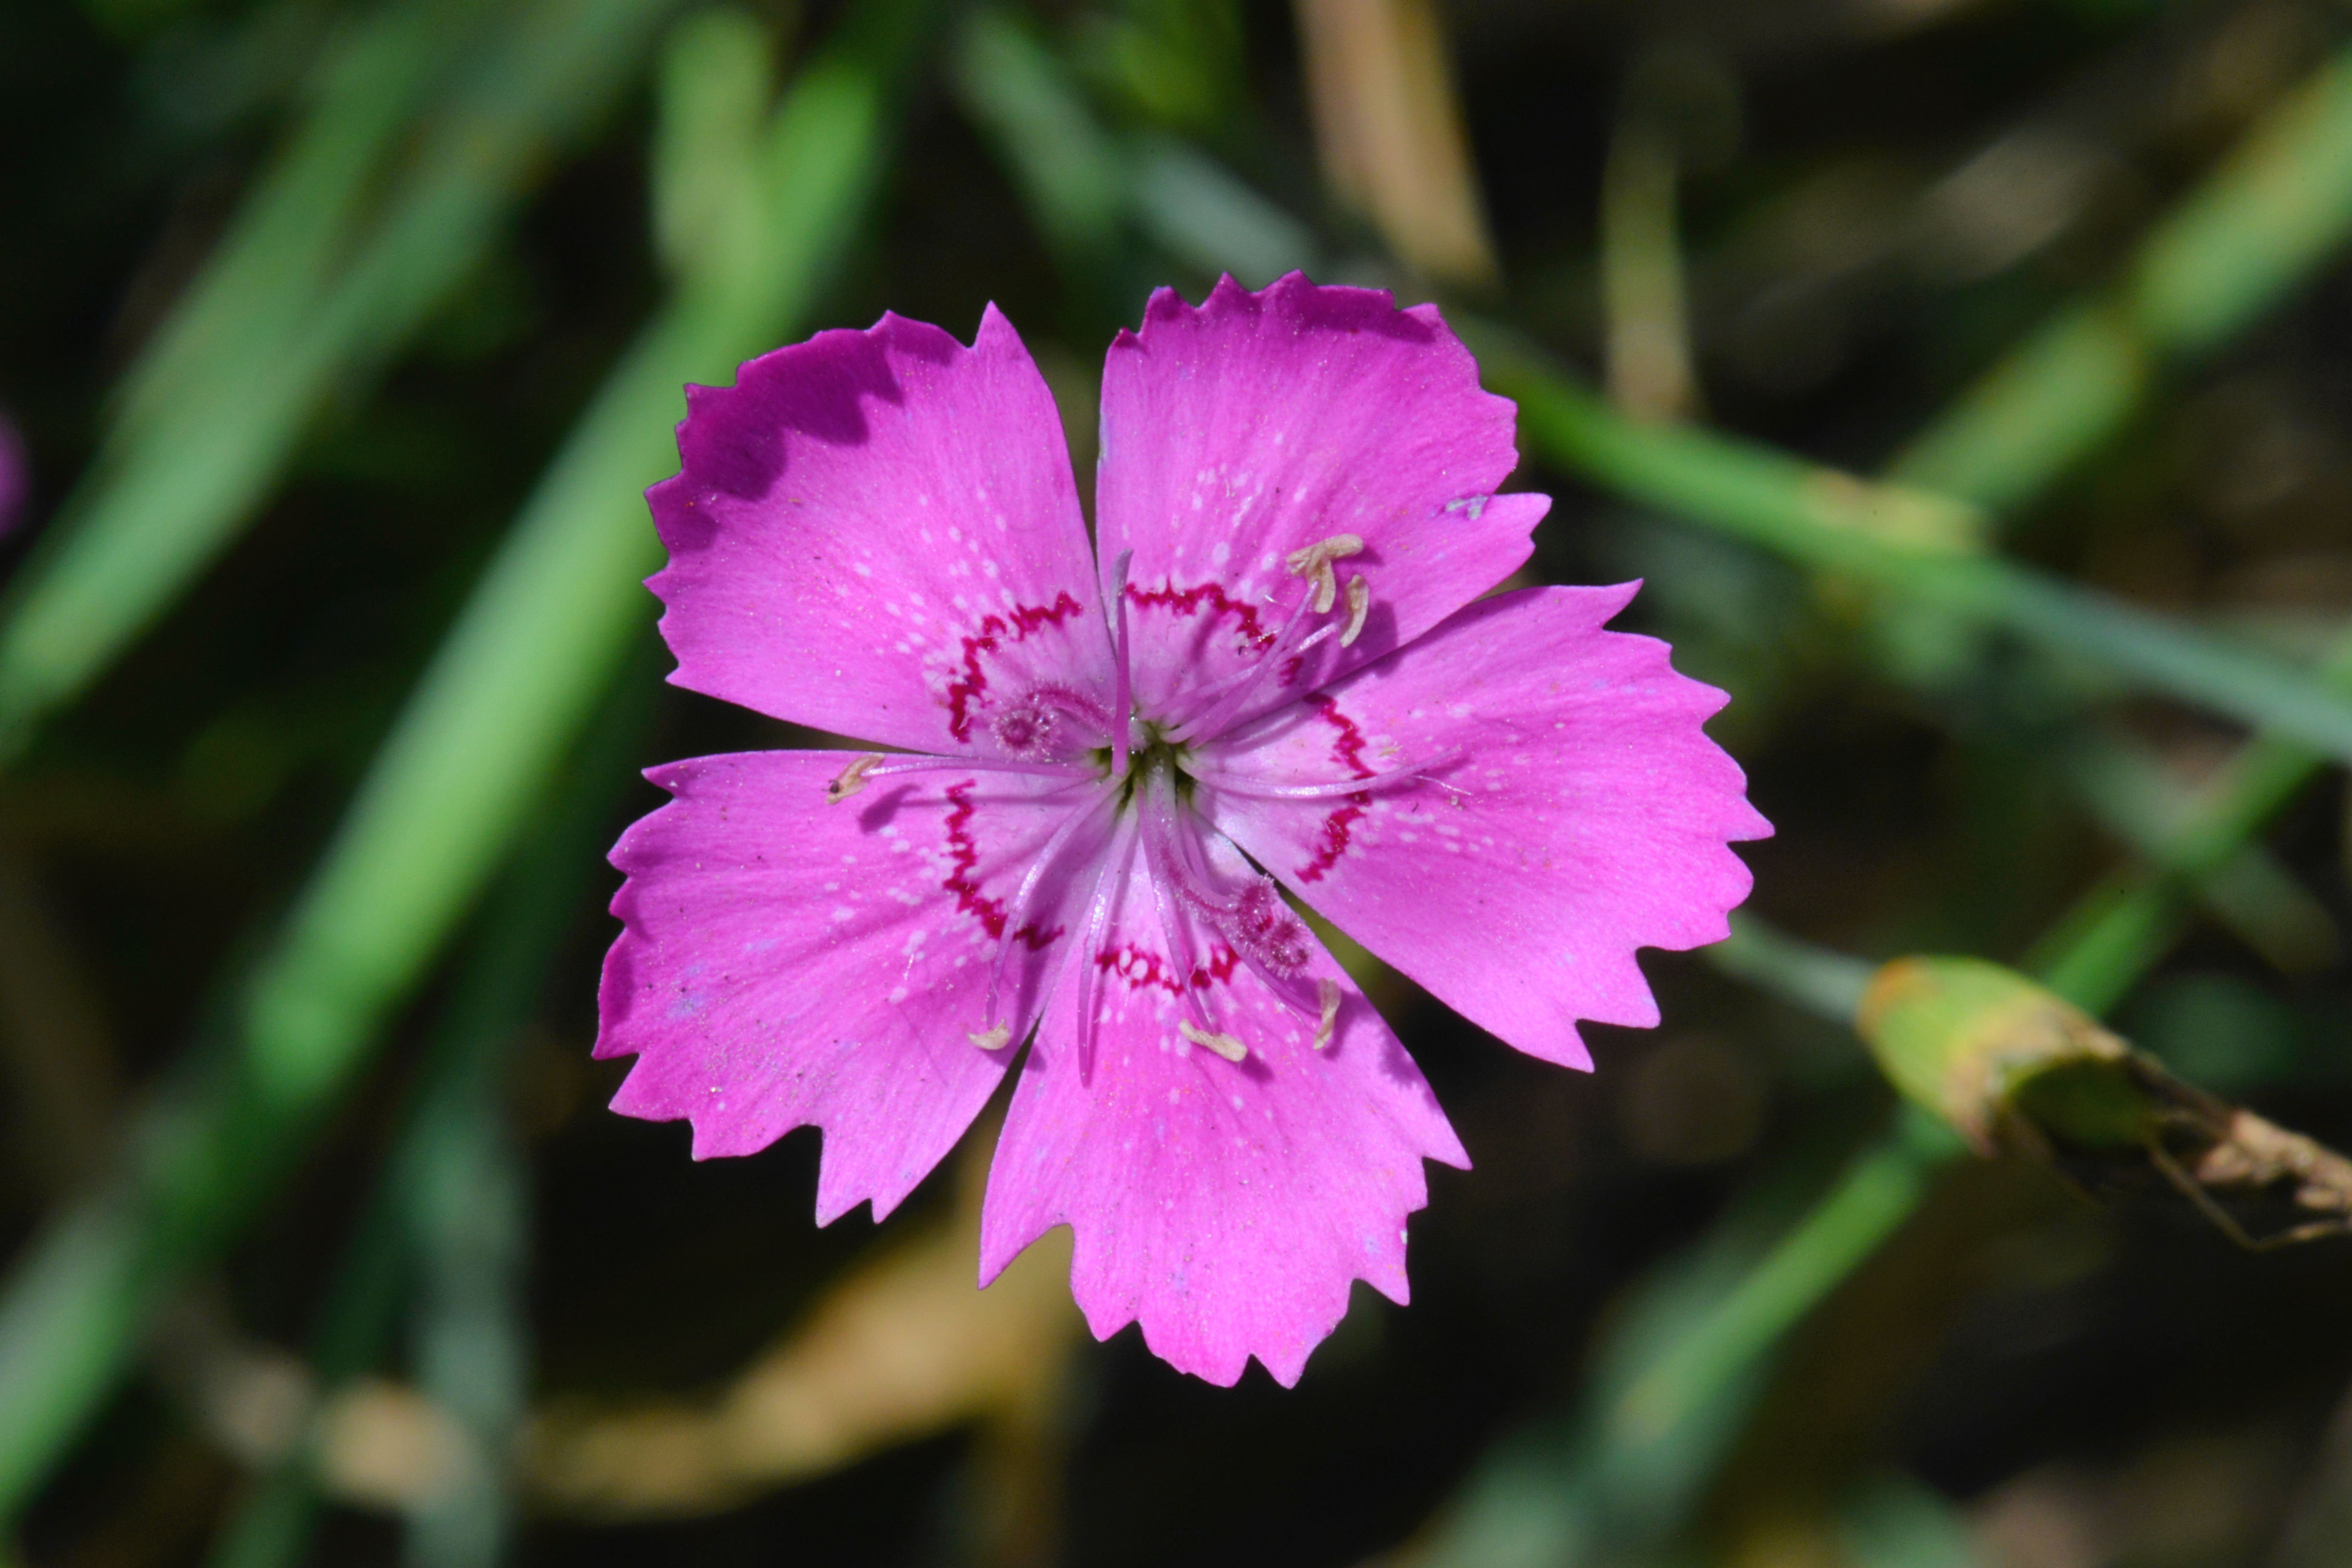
1885;301;2148;523
1891;46;2352;511
652;8;777;280
1596;1111;1958;1493
2031;631;2352;1011
0;0;936;1519
208;672;647;1568
1492;353;2352;770
398;1009;524;1568
1130;136;1320;285
114;0;502;441
393;666;647;1568
205;1175;407;1568
951;10;1319;287
952;9;1126;269
203;672;640;1568
2059;738;2339;974
0;0;683;766
1407;1130;1939;1566
1837;1473;1988;1568
209;1134;413;1568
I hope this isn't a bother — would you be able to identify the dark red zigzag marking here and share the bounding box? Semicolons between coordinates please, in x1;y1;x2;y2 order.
1298;695;1377;884
942;782;1060;949
945;592;1087;742
1125;579;1276;652
1095;942;1239;994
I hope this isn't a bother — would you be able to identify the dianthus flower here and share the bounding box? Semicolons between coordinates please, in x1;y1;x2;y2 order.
597;274;1769;1385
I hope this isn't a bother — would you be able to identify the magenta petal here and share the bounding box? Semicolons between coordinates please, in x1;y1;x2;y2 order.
1198;585;1771;1072
597;750;1113;1223
1095;273;1546;725
978;830;1466;1388
649;306;1111;754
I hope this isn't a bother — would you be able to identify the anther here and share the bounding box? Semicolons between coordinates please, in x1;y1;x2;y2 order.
1339;576;1370;648
969;1024;1012;1051
1285;534;1363;616
826;754;886;804
1313;978;1340;1050
1178;1020;1248;1062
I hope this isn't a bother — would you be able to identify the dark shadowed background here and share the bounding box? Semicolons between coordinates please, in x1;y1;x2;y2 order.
3;0;2352;1564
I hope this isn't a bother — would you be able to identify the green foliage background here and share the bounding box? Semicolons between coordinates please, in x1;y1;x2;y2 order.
3;0;2352;1563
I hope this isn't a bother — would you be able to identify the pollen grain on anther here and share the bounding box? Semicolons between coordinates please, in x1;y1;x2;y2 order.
1313;978;1341;1050
1340;576;1371;647
1284;533;1364;615
1178;1019;1248;1062
826;753;886;804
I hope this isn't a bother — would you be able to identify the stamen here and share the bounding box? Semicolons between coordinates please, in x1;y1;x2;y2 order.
1186;751;1461;802
1178;1020;1248;1062
1166;622;1336;747
1137;758;1324;1036
977;780;1120;1037
1314;978;1340;1050
1139;764;1229;1043
1072;813;1137;1084
1340;576;1371;647
859;756;1096;785
1285;534;1363;616
969;1025;1012;1051
1108;550;1134;776
826;754;886;804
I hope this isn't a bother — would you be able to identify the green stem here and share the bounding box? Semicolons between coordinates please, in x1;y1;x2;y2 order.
1602;1110;1960;1458
1709;914;1876;1025
1490;354;2352;771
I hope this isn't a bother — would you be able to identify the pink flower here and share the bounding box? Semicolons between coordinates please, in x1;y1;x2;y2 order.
597;275;1769;1385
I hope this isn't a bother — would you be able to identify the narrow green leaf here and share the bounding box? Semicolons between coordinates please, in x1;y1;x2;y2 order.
0;0;683;764
0;0;936;1517
1492;353;2352;770
1891;45;2352;510
952;9;1127;268
207;668;649;1568
114;0;502;442
651;8;777;282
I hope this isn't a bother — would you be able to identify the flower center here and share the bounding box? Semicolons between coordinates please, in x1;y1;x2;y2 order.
826;534;1397;1068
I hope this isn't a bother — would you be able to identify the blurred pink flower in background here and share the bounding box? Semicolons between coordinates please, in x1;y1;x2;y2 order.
596;275;1768;1385
0;412;25;538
